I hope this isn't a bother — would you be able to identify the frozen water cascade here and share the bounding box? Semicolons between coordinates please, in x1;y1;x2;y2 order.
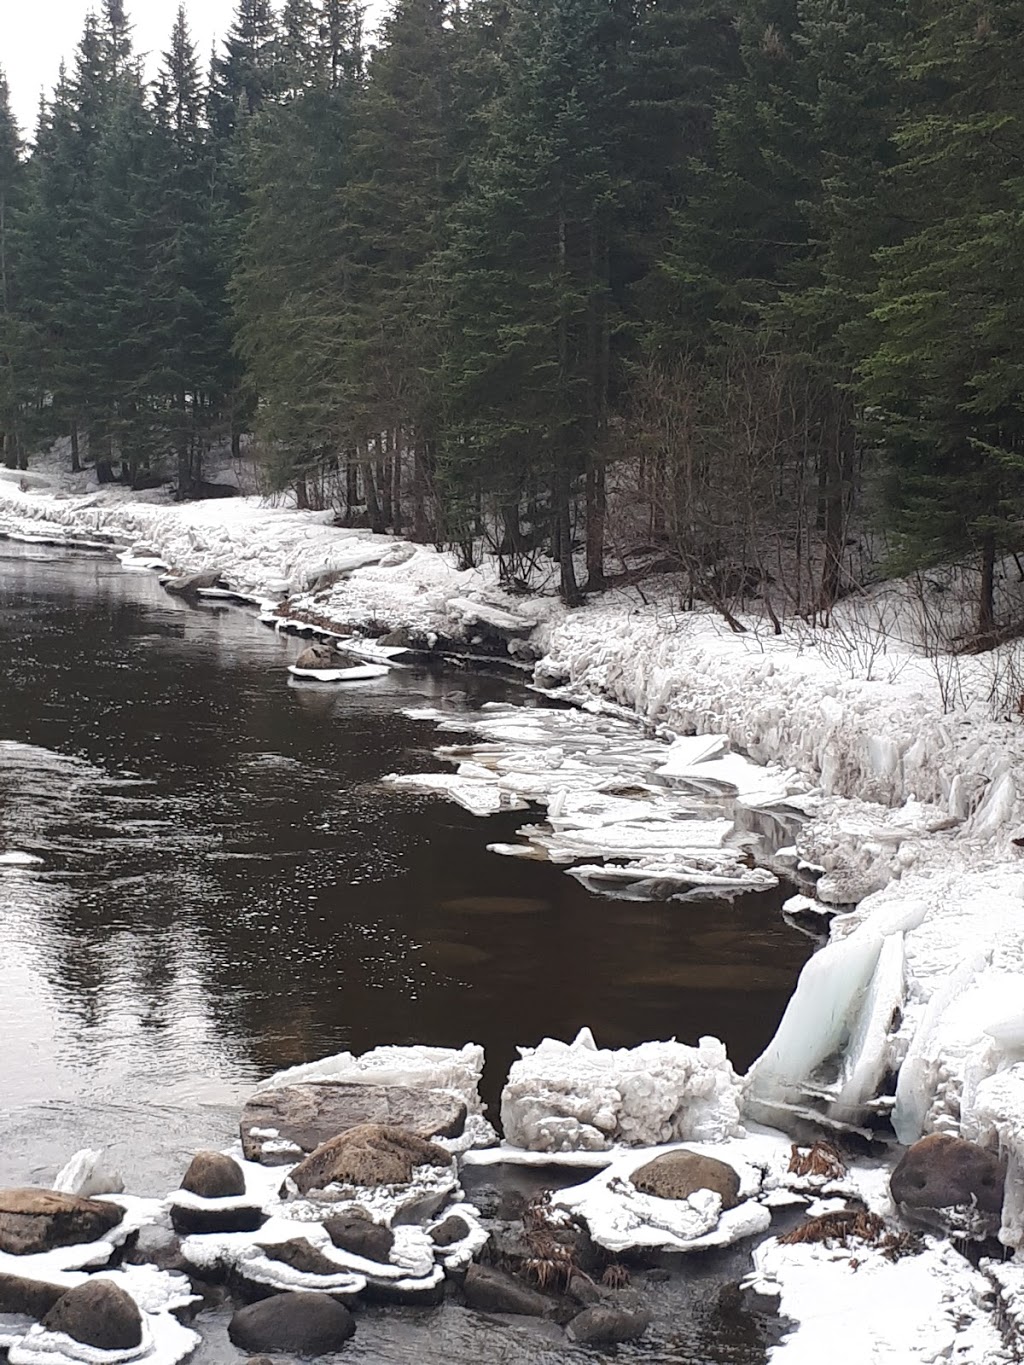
388;703;805;899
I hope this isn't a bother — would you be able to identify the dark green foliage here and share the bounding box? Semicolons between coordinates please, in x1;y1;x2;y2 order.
4;0;1024;629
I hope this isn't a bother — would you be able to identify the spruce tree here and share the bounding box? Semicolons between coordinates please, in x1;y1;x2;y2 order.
0;70;26;468
862;0;1024;636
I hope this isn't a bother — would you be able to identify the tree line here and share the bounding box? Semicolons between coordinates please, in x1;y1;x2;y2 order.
1;0;1022;632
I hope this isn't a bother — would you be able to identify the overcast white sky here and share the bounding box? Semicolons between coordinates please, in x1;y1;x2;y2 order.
2;1;388;136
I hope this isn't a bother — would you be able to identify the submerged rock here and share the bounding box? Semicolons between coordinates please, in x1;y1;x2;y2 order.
0;1188;123;1256
288;1123;452;1195
180;1150;246;1200
631;1150;741;1210
228;1292;356;1353
462;1263;556;1318
566;1304;652;1345
240;1082;467;1163
41;1280;143;1351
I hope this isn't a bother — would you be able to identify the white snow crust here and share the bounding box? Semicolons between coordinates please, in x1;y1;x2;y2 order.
500;1028;744;1151
9;462;1024;1360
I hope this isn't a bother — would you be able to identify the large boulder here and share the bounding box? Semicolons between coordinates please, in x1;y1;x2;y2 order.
567;1305;652;1346
180;1150;246;1200
0;1189;123;1256
41;1280;143;1351
288;1124;452;1196
163;569;222;596
890;1134;1005;1235
0;1272;66;1318
228;1292;356;1353
630;1150;741;1210
240;1083;467;1164
462;1263;556;1318
325;1210;394;1263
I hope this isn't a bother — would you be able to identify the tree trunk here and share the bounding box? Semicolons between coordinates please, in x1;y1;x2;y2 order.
70;422;81;475
375;432;392;527
390;430;403;535
554;469;581;606
584;460;606;592
978;533;997;638
295;476;310;510
412;435;430;543
817;394;855;621
363;445;386;534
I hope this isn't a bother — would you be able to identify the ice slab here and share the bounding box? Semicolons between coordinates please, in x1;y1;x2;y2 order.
501;1028;744;1151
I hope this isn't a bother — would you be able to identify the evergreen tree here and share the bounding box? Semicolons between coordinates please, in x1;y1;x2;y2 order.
153;7;232;495
863;0;1024;636
443;0;632;598
0;70;26;468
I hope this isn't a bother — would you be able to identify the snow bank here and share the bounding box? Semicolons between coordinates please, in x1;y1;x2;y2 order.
500;1028;744;1151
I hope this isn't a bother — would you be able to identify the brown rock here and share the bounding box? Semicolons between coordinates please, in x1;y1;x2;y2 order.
288;1124;452;1196
180;1151;246;1200
240;1083;467;1163
325;1210;394;1263
890;1134;1005;1215
462;1263;555;1317
294;643;335;669
0;1189;124;1257
429;1214;470;1248
228;1292;355;1353
630;1150;741;1210
42;1280;142;1351
258;1238;349;1277
0;1272;66;1318
567;1305;651;1345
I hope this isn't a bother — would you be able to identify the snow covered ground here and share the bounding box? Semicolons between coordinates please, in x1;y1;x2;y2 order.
4;459;1024;1360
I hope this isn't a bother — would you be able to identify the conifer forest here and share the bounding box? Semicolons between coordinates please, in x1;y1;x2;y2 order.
1;0;1022;632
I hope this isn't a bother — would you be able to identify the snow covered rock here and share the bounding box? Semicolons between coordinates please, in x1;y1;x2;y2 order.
52;1152;124;1200
287;1124;453;1196
500;1029;744;1152
240;1083;468;1164
630;1150;741;1209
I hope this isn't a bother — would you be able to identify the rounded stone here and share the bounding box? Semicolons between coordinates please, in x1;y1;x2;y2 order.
41;1280;143;1351
228;1292;356;1353
630;1150;741;1209
890;1134;1004;1214
180;1151;246;1200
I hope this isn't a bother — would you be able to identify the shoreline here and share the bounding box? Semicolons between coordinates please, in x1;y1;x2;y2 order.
3;472;1024;1360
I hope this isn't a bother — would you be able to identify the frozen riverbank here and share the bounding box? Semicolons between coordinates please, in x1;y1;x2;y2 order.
3;468;1024;1359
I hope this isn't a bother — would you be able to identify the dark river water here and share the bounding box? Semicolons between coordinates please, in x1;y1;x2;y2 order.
0;540;809;1363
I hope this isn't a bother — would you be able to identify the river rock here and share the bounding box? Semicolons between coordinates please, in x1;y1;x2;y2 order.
163;569;222;595
41;1280;143;1351
0;1272;66;1317
170;1200;266;1237
241;1083;467;1163
228;1292;356;1353
462;1263;556;1318
181;1150;246;1200
259;1238;351;1277
567;1304;652;1345
294;643;335;669
630;1150;741;1210
287;1124;453;1196
0;1189;123;1256
890;1134;1005;1234
325;1210;394;1262
430;1214;470;1248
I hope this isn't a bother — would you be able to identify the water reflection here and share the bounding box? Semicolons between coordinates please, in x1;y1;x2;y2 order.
0;542;810;1201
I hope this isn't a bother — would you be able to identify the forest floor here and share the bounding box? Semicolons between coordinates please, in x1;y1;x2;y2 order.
2;457;1024;1361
